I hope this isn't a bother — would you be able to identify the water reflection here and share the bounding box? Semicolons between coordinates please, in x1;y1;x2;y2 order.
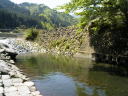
16;53;128;96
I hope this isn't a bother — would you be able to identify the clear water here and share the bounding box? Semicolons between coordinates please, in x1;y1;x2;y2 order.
16;53;128;96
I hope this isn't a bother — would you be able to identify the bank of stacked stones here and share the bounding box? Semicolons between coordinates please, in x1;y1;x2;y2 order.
0;41;42;96
0;60;42;96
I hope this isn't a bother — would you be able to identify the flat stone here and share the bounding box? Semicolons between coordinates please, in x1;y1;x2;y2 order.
3;79;13;87
4;86;17;93
24;81;34;87
13;83;23;86
12;78;23;83
17;86;30;95
0;87;3;93
5;91;19;96
2;75;10;80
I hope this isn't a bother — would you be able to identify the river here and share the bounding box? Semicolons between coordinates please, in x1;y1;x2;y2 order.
15;53;128;96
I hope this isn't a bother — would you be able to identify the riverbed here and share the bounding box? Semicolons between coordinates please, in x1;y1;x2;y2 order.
16;53;128;96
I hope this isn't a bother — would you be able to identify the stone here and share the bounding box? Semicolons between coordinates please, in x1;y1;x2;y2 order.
4;91;19;96
0;93;3;96
31;91;40;95
29;86;36;92
0;80;2;83
19;93;31;96
12;78;23;83
3;79;13;87
24;81;34;87
9;60;15;64
17;86;30;95
13;83;23;86
9;72;15;76
0;87;3;93
2;75;10;80
4;86;17;93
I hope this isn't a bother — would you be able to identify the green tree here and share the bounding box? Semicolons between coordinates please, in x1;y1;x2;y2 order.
61;0;128;55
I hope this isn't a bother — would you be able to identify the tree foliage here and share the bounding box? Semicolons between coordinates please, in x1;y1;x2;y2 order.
61;0;128;56
0;0;77;30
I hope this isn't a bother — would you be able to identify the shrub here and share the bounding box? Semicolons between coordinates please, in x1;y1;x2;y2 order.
24;28;39;41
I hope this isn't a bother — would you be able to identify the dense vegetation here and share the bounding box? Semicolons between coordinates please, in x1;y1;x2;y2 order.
61;0;128;56
0;9;42;29
20;3;77;30
0;0;76;30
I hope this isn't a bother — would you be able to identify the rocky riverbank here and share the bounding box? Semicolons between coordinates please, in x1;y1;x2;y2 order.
0;39;43;96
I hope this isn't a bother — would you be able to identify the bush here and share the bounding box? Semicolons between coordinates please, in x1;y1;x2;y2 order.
24;28;39;41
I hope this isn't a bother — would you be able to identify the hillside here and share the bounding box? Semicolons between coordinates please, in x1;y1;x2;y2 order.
20;3;77;30
0;0;76;30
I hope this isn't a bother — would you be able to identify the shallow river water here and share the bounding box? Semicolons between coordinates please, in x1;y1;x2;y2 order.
16;53;128;96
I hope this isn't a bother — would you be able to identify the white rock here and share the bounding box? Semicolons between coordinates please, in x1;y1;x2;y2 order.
4;86;17;93
29;86;36;92
13;83;23;86
0;87;3;93
9;72;15;76
12;78;23;83
24;81;34;87
5;91;19;96
3;79;13;87
9;60;15;64
2;75;10;80
17;86;30;94
32;91;40;95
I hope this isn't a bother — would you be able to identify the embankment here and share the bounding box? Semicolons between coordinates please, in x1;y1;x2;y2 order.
0;39;42;96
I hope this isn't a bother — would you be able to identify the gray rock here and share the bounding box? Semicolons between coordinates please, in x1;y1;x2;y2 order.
0;93;3;96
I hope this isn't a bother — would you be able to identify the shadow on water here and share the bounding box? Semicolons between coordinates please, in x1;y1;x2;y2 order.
16;53;128;96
